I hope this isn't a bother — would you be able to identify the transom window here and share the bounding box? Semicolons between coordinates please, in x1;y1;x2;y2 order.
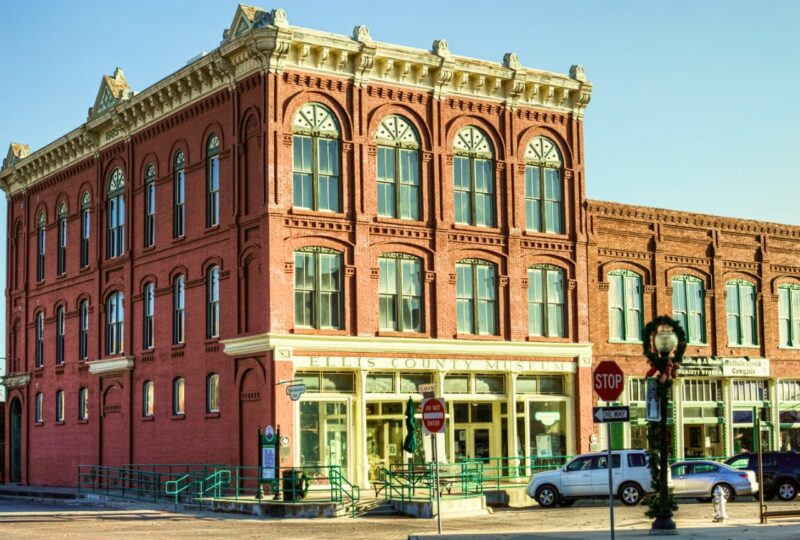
378;254;423;332
453;126;495;227
292;103;341;212
779;380;800;402
173;275;185;344
726;280;757;346
524;137;563;233
732;380;768;402
682;380;721;402
294;247;342;329
144;164;156;247
173;151;186;238
672;275;706;344
456;258;497;335
376;115;420;220
80;192;90;268
207;134;220;227
778;284;800;348
36;212;46;281
57;203;67;275
528;264;565;337
107;168;125;259
105;291;124;355
608;269;643;342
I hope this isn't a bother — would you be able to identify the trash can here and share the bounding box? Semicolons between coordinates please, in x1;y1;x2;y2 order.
282;469;306;501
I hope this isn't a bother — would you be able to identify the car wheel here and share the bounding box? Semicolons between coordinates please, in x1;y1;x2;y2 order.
776;480;798;501
558;497;576;507
712;483;735;502
619;482;643;506
536;485;560;508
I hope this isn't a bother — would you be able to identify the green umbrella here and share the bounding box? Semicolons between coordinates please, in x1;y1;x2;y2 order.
402;396;417;455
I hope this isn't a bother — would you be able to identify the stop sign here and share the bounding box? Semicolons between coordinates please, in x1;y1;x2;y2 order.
422;397;446;434
593;360;625;402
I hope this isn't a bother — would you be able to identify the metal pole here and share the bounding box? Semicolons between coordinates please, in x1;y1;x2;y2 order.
756;407;766;524
434;435;443;534
607;421;615;540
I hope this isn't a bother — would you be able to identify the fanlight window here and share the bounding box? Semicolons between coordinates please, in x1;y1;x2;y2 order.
524;137;564;234
107;168;125;259
376;115;420;220
453;126;494;227
292;103;341;212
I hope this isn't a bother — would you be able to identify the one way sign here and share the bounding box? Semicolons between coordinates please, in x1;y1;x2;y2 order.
592;406;630;423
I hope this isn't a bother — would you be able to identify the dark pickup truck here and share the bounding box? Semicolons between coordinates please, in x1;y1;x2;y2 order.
726;451;800;501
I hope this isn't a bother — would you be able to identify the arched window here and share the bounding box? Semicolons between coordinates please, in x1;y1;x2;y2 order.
79;300;89;360
456;259;497;335
378;253;423;332
294;247;342;329
142;380;154;417
672;275;706;344
292;103;341;212
35;392;44;423
206;266;220;338
144;164;156;248
206;373;220;413
172;275;185;344
608;269;642;342
105;291;124;355
525;137;564;233
57;203;68;275
778;284;800;348
528;264;565;337
173;151;186;238
726;279;757;346
55;390;65;423
78;388;89;421
55;305;65;365
143;282;155;349
376;116;420;220
35;311;45;368
206;135;220;227
173;377;185;416
80;192;91;268
453;126;495;227
36;212;46;281
107;168;125;259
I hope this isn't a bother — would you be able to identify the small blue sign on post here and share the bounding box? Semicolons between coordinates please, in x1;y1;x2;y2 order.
258;424;280;500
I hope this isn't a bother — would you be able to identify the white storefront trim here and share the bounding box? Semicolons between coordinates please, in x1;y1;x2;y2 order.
292;356;577;373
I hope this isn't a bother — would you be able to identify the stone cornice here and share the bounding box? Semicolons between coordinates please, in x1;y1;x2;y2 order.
1;372;31;389
588;199;800;240
0;9;591;196
221;332;593;359
88;356;134;375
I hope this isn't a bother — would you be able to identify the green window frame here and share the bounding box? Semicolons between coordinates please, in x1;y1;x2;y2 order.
778;284;800;347
726;279;757;346
453;126;495;227
378;254;423;332
376;115;420;220
294;247;343;329
608;269;643;342
528;264;565;337
524;137;564;233
292;103;341;212
672;275;706;344
456;259;498;335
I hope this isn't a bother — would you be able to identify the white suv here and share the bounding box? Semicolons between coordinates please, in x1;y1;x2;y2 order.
527;449;654;508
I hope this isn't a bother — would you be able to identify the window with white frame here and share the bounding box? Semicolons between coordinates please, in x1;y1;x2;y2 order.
524;137;563;234
779;380;800;402
207;373;220;413
726;280;758;346
528;264;565;337
682;380;721;402
36;212;46;281
292;103;340;212
206;134;220;227
173;275;185;344
107;168;125;259
79;300;89;360
35;392;43;423
672;275;705;343
35;311;44;368
294;247;342;329
378;254;423;332
55;306;65;365
456;259;497;335
80;192;91;268
56;390;64;422
173;151;185;238
142;380;154;417
144;164;156;248
143;282;154;349
79;387;89;421
105;291;124;355
173;377;185;415
453;126;495;227
206;266;220;338
732;380;768;402
376;115;420;220
608;269;643;342
57;203;67;275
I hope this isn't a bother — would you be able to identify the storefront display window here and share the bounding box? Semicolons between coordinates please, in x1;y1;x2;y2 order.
299;401;349;479
529;401;566;457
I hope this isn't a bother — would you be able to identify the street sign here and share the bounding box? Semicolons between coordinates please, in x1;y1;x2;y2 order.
418;383;436;398
593;406;630;423
421;397;447;434
593;360;625;402
286;383;306;401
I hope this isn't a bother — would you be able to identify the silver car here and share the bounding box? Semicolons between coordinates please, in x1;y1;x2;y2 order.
670;460;758;501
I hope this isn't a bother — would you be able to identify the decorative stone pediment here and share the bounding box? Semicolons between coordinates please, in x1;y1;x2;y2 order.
223;4;280;44
89;68;133;121
2;143;30;170
88;356;134;375
1;372;31;388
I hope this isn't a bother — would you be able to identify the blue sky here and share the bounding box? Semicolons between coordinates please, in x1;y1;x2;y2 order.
1;0;799;366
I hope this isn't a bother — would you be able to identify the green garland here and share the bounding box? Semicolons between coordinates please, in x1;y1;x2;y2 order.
642;315;686;519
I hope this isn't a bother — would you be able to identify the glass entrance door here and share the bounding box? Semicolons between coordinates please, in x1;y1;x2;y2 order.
299;400;350;480
454;426;492;462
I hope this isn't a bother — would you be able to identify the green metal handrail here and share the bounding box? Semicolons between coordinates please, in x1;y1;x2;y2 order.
330;467;361;518
164;473;194;508
197;469;232;500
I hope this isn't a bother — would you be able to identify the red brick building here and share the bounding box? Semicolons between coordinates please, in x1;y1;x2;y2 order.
1;6;595;487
